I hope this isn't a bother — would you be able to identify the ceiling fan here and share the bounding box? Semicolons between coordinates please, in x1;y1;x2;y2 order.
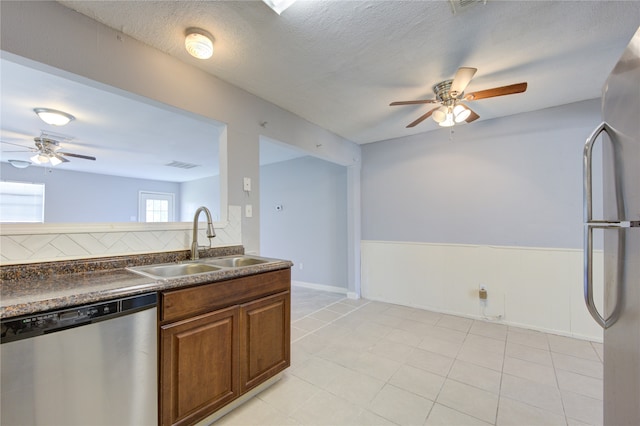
2;133;96;166
390;67;527;128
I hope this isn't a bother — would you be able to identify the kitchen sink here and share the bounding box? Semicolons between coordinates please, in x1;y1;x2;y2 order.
127;255;275;281
200;256;270;268
127;262;221;280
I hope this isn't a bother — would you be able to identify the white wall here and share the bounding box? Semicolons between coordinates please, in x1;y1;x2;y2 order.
361;100;605;340
260;156;348;291
362;241;604;341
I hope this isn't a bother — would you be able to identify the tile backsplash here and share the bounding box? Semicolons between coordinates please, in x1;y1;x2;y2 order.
0;206;242;265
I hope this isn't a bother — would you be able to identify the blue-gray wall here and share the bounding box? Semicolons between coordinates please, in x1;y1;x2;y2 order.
0;164;180;222
260;156;348;289
180;175;220;221
362;99;603;249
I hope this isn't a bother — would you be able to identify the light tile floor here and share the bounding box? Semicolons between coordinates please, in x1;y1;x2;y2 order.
216;286;603;426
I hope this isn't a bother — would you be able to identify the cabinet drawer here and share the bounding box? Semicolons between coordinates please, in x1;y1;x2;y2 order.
161;269;291;323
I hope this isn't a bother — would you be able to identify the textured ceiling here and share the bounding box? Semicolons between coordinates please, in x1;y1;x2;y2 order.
56;0;640;145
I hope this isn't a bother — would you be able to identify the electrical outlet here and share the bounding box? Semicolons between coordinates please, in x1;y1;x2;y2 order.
243;177;251;192
479;284;488;302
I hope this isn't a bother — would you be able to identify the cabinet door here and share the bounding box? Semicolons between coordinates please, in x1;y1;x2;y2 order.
160;306;239;426
239;291;290;393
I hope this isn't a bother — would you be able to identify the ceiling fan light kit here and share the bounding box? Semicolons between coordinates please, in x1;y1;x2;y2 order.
185;28;214;59
30;153;63;166
33;108;75;126
390;67;527;129
432;106;447;123
30;153;50;165
432;104;471;127
2;133;97;169
439;115;455;127
453;104;471;122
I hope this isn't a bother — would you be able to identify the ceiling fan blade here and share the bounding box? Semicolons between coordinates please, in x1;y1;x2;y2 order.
465;108;480;123
58;152;97;161
450;67;477;98
390;99;438;106
1;140;32;149
464;82;528;101
52;153;70;163
406;107;439;128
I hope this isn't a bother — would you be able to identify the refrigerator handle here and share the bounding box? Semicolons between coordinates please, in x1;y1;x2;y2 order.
583;122;619;329
583;122;612;224
583;223;619;329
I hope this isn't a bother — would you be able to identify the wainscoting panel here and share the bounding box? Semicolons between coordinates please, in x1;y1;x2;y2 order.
361;240;604;341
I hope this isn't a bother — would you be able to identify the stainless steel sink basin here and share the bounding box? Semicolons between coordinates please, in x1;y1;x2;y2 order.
127;255;276;281
128;262;221;280
201;256;270;268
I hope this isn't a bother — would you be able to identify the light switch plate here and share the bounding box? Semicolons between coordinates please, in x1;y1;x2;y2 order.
245;204;253;217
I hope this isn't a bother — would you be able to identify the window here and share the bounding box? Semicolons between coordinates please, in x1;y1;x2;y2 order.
0;181;45;223
138;191;175;222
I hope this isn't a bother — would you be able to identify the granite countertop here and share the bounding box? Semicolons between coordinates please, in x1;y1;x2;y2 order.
0;247;293;319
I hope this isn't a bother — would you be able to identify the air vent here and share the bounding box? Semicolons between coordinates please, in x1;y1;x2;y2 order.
449;0;486;14
165;160;200;169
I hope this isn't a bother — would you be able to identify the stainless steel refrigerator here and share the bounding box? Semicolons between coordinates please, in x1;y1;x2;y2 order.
583;26;640;425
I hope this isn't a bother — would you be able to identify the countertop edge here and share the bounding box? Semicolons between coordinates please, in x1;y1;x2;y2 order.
1;258;293;320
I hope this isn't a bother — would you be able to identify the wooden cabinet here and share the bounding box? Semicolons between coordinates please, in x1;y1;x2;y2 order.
159;269;290;426
160;306;239;426
240;292;290;393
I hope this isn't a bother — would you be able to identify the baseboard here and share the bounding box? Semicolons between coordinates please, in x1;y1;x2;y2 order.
364;294;603;343
292;280;348;295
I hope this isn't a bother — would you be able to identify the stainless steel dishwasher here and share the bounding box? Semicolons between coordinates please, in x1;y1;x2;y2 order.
0;292;157;426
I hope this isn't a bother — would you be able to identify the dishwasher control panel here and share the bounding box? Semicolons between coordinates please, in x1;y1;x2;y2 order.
1;293;156;343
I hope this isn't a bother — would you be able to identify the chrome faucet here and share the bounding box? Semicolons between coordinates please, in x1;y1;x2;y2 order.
191;206;216;260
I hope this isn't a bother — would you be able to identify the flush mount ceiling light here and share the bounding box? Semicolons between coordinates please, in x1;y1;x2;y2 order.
34;108;75;126
262;0;297;14
185;28;214;59
8;159;31;169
